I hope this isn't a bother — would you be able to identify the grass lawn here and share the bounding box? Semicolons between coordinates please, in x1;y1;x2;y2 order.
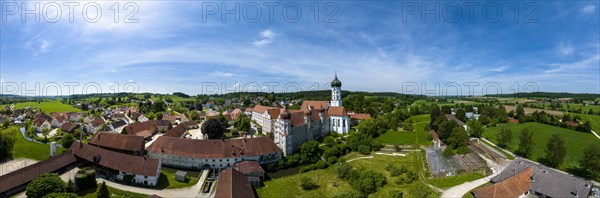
257;153;439;198
427;172;485;189
576;113;600;132
374;114;431;147
76;185;149;198
2;126;64;161
156;169;200;189
483;122;600;169
1;101;81;113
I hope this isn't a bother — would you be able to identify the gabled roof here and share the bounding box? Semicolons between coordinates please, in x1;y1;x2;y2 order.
327;106;348;117
491;159;593;198
350;113;371;120
164;124;187;138
215;169;255;198
445;114;466;126
61;122;79;132
124;121;157;136
0;151;77;194
34;117;49;127
235;161;265;175
88;132;145;153
90;117;105;127
111;120;128;129
472;167;532;198
301;101;328;111
71;141;159;176
147;136;281;159
266;109;281;119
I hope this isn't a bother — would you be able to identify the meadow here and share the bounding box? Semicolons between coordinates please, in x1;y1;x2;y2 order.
1;101;81;113
482;122;600;169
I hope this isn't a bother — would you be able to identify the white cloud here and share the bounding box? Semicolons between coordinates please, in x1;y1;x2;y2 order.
557;42;574;56
581;4;596;15
128;80;134;83
213;71;235;77
253;29;276;47
112;69;116;73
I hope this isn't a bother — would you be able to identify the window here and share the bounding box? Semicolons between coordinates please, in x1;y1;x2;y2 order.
343;119;346;127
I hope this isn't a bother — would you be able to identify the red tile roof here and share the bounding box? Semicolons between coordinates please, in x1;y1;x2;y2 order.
34;118;49;127
124;121;157;136
61;122;79;132
350;113;371;120
71;141;159;176
88;132;145;153
90;117;105;127
301;101;328;111
472;167;532;198
0;152;77;194
235;161;265;175
147;136;281;159
327;106;348;117
164;124;187;138
215;169;256;198
565;121;579;127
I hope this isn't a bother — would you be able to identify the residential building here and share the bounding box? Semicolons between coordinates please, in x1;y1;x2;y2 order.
215;169;256;198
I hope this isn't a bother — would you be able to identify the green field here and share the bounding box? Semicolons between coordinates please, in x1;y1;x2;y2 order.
576;114;600;132
1;101;81;113
257;153;439;198
374;114;432;147
2;126;64;161
483;122;600;169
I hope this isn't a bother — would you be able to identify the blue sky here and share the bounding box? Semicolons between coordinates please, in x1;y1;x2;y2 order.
0;1;599;96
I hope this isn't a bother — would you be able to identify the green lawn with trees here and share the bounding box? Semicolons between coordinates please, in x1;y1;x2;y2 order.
2;126;64;161
483;122;600;170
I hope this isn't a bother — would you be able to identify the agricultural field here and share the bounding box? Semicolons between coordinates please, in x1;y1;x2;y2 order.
482;122;600;170
504;105;563;116
1;101;81;113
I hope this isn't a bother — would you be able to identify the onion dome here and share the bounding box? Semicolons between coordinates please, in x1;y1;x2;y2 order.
280;107;291;120
331;74;342;87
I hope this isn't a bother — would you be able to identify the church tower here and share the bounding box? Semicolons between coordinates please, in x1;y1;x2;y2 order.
330;73;342;107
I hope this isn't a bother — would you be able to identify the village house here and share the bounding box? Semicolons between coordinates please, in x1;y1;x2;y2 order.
146;136;281;170
34;117;51;132
86;117;106;134
61;122;79;133
50;114;67;128
123;120;158;139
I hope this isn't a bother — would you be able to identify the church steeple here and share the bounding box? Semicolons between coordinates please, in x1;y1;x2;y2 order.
331;73;342;107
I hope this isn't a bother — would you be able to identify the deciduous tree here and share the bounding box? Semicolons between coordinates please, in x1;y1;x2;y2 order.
545;133;566;168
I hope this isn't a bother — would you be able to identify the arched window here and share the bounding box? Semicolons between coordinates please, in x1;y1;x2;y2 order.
343;119;346;127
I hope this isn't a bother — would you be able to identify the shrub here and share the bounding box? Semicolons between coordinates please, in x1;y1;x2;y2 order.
300;177;317;190
358;145;371;155
26;173;67;198
315;161;328;169
349;170;386;194
42;192;78;198
327;156;338;164
389;190;404;198
334;162;353;179
299;164;317;173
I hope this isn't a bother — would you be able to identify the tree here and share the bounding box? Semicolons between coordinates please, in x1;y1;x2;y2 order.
516;105;525;119
96;181;110;198
545;133;566;168
350;170;387;194
300;176;317;190
334;162;353;179
26;173;67;198
447;127;469;149
409;183;433;198
61;133;75;149
516;128;534;158
456;109;466;122
0;127;17;161
300;140;322;164
497;126;513;148
233;113;251;133
467;119;484;138
201;118;225;139
189;110;200;121
580;144;600;180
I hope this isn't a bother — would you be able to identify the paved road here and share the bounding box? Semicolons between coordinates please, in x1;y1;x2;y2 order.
591;130;600;140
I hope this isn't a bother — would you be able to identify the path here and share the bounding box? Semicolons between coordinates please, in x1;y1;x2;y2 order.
346;156;373;162
374;152;406;157
441;157;510;198
591;130;600;140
